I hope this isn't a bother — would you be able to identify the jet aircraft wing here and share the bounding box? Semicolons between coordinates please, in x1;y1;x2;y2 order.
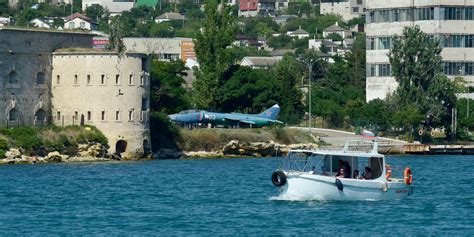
224;116;256;125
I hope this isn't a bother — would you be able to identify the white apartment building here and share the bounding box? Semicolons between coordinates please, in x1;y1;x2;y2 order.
366;0;474;102
321;0;366;21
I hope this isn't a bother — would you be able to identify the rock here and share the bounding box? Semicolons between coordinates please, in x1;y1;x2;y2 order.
154;149;183;159
5;148;21;159
46;151;62;163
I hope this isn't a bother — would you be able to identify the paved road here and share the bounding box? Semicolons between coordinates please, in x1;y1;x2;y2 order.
289;127;407;147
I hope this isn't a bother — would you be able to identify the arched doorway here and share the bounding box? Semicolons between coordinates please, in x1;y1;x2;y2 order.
9;108;19;121
35;109;47;125
115;140;127;154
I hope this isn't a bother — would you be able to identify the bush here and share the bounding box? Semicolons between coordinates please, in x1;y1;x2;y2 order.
0;150;5;159
150;112;181;150
0;138;8;150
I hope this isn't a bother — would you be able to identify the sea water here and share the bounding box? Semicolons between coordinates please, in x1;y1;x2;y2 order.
0;155;473;235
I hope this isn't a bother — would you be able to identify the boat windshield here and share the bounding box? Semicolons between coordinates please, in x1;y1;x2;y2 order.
284;152;384;179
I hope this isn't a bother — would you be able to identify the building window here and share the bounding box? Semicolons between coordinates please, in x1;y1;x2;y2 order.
80;22;85;28
356;0;362;4
69;22;74;28
74;111;78;120
128;110;133;121
87;74;91;84
352;7;359;13
140;75;144;85
115;110;120;121
366;38;375;50
141;98;148;111
74;74;78;85
57;111;61;120
56;75;60;84
87;111;91;121
36;72;45;84
101;74;105;84
115;74;120;84
101;111;105;121
378;64;391;77
8;71;17;84
379;37;391;49
129;74;133;85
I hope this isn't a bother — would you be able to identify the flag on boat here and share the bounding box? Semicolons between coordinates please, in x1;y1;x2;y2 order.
362;130;375;138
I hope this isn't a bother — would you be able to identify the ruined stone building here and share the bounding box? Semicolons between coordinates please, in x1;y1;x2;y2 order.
0;28;151;158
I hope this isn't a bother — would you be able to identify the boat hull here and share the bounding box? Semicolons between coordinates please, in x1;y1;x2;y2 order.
278;172;413;201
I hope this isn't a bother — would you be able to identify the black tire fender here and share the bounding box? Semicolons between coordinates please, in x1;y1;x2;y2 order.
335;178;344;191
271;170;287;187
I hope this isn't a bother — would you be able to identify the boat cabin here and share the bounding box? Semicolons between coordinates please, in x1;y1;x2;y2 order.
284;141;387;181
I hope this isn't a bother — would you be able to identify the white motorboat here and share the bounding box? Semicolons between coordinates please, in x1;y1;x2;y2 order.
271;140;413;201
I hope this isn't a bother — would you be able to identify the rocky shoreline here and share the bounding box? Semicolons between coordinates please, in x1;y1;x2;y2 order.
0;142;125;165
154;140;320;159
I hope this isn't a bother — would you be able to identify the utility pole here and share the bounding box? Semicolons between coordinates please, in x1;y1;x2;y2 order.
308;60;312;133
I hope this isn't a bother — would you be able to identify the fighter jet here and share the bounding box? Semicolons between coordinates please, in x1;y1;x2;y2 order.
168;104;284;128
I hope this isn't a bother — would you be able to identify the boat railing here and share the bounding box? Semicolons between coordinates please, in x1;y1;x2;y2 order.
343;140;378;154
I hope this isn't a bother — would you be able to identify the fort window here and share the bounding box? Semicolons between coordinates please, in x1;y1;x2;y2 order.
141;98;148;111
74;111;78;120
8;71;17;84
87;74;91;84
140;75;144;85
128;110;133;121
129;74;133;85
56;111;61;120
101;74;105;84
101;111;105;121
115;74;120;84
9;108;19;121
56;75;60;84
116;110;120;121
36;72;45;84
87;111;91;121
74;75;78;85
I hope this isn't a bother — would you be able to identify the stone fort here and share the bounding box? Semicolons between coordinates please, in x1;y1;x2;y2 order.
0;28;150;158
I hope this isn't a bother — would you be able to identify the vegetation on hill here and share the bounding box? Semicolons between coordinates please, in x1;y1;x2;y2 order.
0;125;108;158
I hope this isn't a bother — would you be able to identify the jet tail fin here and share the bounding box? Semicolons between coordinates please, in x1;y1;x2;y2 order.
257;104;280;120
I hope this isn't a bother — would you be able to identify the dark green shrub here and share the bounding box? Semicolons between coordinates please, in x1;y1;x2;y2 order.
150;112;181;151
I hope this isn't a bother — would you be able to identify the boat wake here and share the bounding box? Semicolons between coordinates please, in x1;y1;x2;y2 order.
269;193;323;202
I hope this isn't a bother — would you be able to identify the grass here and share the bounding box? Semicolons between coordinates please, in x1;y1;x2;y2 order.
179;127;319;152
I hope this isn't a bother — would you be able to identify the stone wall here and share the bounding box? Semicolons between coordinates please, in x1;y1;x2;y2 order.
51;52;151;158
0;28;93;127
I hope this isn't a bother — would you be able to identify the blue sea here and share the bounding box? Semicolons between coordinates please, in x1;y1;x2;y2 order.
0;155;473;235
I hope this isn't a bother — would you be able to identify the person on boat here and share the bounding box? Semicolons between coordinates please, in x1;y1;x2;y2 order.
363;167;373;179
336;168;345;178
337;159;351;178
309;166;317;174
353;170;360;179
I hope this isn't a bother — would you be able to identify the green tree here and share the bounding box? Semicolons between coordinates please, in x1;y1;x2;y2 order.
149;60;190;114
273;54;305;124
345;33;366;90
216;66;280;113
391;105;424;142
389;26;456;133
85;4;105;21
193;0;236;109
